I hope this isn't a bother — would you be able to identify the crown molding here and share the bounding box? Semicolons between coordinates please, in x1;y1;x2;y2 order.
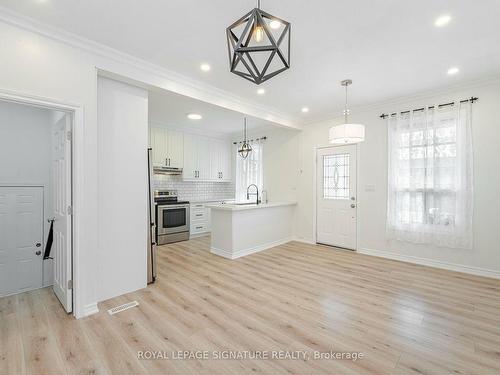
0;6;301;130
304;75;500;126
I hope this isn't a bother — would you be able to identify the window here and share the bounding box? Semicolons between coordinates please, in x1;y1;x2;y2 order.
386;104;473;249
323;153;350;199
235;141;263;202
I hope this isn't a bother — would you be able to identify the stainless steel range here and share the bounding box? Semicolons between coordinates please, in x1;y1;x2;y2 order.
155;189;190;245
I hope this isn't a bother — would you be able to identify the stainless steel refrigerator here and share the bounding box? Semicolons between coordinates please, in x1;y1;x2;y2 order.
147;148;157;283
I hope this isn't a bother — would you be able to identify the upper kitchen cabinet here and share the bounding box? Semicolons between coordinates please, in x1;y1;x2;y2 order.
184;134;231;182
166;130;183;168
210;139;232;181
183;133;210;180
149;126;183;168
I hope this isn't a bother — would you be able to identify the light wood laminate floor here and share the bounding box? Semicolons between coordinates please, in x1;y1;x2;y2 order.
1;237;500;374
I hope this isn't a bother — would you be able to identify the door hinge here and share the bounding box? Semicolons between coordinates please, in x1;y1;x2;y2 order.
66;130;72;141
67;205;73;215
67;279;73;290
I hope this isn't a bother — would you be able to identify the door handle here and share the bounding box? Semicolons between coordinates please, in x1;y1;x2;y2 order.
36;243;41;247
36;250;41;256
351;204;356;208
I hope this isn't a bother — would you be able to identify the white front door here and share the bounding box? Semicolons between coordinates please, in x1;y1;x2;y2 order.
316;145;357;250
0;186;44;297
51;113;73;313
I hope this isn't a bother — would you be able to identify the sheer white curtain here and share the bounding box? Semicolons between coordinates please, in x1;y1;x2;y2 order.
386;102;473;249
235;140;263;202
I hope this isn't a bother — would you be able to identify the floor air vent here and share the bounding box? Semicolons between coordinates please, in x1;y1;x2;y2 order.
107;301;139;315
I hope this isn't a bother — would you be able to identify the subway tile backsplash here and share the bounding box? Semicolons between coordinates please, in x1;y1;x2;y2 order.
153;174;235;202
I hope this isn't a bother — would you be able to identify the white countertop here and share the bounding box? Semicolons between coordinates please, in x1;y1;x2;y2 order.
206;201;297;211
190;199;235;204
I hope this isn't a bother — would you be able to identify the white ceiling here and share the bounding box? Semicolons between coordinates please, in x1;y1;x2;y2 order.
148;87;279;137
2;0;500;125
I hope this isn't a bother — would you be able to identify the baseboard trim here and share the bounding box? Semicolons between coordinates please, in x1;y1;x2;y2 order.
358;247;500;280
81;302;99;317
291;237;316;245
211;237;293;259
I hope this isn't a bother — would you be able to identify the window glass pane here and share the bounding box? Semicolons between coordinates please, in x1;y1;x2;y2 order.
323;154;350;200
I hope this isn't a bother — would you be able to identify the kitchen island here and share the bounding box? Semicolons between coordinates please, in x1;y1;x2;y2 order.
206;201;297;259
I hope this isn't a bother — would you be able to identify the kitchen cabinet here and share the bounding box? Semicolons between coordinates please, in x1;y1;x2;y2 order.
150;127;232;182
209;139;232;182
166;130;183;168
149;126;183;168
183;133;211;180
190;202;212;236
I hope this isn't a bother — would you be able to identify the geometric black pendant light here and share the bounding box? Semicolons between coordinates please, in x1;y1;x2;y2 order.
226;0;291;85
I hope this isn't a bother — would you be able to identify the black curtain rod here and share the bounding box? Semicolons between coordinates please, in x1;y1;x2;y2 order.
233;136;267;145
379;97;478;119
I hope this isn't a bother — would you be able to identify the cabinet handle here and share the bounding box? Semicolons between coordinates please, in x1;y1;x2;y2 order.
196;214;202;217
196;226;203;229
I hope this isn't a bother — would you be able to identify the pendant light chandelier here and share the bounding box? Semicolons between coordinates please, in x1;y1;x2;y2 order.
226;0;291;85
329;80;365;144
238;118;253;159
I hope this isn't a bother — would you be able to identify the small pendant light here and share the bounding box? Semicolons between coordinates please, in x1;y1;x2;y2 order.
238;118;253;159
329;79;365;144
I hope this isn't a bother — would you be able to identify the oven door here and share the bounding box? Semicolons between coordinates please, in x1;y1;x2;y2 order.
157;204;190;235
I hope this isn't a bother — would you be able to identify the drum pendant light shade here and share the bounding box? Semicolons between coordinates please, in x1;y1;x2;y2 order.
329;124;365;144
329;79;365;144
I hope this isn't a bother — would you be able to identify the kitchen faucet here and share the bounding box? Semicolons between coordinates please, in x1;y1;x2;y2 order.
246;184;260;205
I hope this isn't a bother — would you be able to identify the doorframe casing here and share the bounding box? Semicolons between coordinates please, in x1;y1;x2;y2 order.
0;88;83;317
313;144;360;250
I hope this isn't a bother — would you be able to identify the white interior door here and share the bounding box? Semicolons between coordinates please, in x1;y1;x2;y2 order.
316;145;357;250
0;186;43;297
51;113;73;313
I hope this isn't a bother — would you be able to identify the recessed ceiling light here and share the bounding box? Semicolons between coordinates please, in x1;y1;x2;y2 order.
187;113;202;120
257;88;266;95
200;63;211;72
301;107;309;113
447;67;459;75
269;20;281;29
435;14;451;27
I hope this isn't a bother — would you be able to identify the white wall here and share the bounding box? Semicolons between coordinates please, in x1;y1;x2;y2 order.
97;77;148;301
0;15;248;316
296;79;500;276
234;126;301;203
0;100;55;286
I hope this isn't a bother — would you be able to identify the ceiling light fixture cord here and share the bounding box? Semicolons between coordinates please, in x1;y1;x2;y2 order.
345;83;349;123
257;0;261;9
244;117;247;142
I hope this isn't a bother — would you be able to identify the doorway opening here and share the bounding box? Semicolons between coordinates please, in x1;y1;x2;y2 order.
316;145;358;250
0;98;74;313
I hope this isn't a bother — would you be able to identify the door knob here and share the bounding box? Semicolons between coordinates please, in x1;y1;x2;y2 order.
351;204;356;208
36;250;41;256
36;243;41;247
